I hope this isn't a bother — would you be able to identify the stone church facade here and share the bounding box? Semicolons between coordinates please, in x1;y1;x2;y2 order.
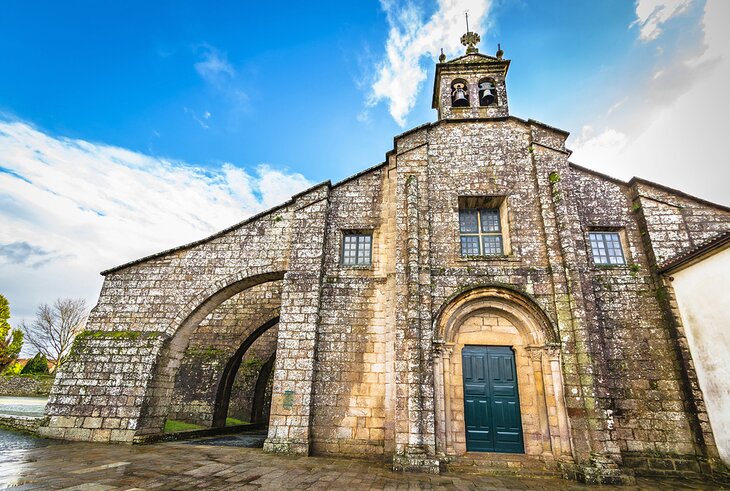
41;35;730;484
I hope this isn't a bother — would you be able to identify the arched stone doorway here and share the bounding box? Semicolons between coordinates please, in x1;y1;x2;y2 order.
433;286;573;461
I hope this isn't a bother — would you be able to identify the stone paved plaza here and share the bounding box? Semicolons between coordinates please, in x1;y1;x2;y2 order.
0;438;727;490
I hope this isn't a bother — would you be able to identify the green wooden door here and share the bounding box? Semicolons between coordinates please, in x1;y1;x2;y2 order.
462;345;524;453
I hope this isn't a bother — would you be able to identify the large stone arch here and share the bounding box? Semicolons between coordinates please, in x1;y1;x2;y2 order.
432;285;573;461
135;270;286;436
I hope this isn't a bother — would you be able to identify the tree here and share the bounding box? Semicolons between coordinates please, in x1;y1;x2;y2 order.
0;294;24;371
21;298;88;371
21;352;50;375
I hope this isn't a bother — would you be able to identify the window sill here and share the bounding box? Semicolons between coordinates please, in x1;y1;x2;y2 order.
456;254;520;263
339;264;373;270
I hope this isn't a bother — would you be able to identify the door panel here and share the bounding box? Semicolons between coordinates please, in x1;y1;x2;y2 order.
462;345;524;453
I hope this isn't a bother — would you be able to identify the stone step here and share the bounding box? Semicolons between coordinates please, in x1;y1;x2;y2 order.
446;464;562;478
445;453;562;477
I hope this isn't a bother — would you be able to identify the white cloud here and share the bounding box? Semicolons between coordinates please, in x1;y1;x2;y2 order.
570;126;629;170
367;0;493;126
632;0;692;41
571;0;729;206
0;119;312;337
194;45;235;83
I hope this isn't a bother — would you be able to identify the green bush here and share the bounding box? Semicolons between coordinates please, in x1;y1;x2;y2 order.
1;361;23;376
20;353;49;375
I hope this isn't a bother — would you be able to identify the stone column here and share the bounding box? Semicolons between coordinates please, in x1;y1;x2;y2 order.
392;173;439;473
526;346;552;457
545;345;572;459
432;340;446;456
263;187;330;455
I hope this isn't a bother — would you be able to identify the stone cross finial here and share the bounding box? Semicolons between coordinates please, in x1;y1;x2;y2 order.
460;13;480;54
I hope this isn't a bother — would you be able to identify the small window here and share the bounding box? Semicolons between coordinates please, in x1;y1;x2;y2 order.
588;232;625;265
459;207;503;256
342;233;372;266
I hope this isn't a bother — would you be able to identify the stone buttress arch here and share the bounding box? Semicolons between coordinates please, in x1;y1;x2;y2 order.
135;269;286;436
431;285;573;461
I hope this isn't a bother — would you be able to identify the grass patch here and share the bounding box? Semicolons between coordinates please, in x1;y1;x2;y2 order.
226;417;248;426
164;419;204;433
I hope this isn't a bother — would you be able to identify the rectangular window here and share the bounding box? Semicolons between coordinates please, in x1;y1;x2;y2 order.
588;231;625;265
459;206;503;256
342;233;372;266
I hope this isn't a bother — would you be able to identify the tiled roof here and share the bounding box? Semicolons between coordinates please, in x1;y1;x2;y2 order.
659;231;730;273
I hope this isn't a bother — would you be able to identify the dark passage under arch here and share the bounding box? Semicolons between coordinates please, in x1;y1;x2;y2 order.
212;316;280;427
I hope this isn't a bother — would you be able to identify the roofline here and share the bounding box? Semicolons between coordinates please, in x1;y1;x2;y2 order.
568;163;730;212
628;177;730;212
331;161;388;189
390;121;432;147
101;180;331;276
568;162;630;187
393;116;571;143
659;231;730;274
527;118;570;137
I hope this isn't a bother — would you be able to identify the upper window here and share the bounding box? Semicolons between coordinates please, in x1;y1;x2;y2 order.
459;207;503;256
588;232;625;265
342;232;372;266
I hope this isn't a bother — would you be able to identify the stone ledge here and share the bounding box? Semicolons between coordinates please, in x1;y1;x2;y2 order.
0;415;49;434
622;451;730;483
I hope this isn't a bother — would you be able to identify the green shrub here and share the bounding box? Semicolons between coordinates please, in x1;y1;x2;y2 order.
1;361;23;376
20;353;49;375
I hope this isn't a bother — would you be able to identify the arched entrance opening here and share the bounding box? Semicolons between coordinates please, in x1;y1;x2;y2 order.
135;271;285;436
212;316;279;427
433;286;573;461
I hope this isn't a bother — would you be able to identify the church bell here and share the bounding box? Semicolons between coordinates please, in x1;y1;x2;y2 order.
452;83;469;107
479;82;495;105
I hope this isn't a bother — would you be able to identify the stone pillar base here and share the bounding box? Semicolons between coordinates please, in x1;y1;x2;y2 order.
560;454;635;485
392;447;442;474
263;437;309;456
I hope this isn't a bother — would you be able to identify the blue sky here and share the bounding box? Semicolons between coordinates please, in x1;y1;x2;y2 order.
1;0;728;343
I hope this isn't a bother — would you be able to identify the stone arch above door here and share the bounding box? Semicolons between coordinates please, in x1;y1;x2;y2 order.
432;286;572;461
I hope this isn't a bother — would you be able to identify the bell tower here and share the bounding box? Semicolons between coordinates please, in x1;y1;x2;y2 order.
432;30;510;121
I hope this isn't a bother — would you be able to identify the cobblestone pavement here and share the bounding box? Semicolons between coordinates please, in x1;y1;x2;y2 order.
0;439;727;490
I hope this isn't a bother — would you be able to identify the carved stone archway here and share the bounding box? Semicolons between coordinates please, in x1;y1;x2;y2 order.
433;286;573;461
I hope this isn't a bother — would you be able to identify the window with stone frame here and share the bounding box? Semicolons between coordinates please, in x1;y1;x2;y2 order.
588;231;626;265
341;232;372;266
458;197;507;257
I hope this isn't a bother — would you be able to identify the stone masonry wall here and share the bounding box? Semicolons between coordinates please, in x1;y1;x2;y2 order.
571;169;699;456
41;186;319;442
0;375;54;397
422;118;630;478
312;165;394;457
632;182;730;266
